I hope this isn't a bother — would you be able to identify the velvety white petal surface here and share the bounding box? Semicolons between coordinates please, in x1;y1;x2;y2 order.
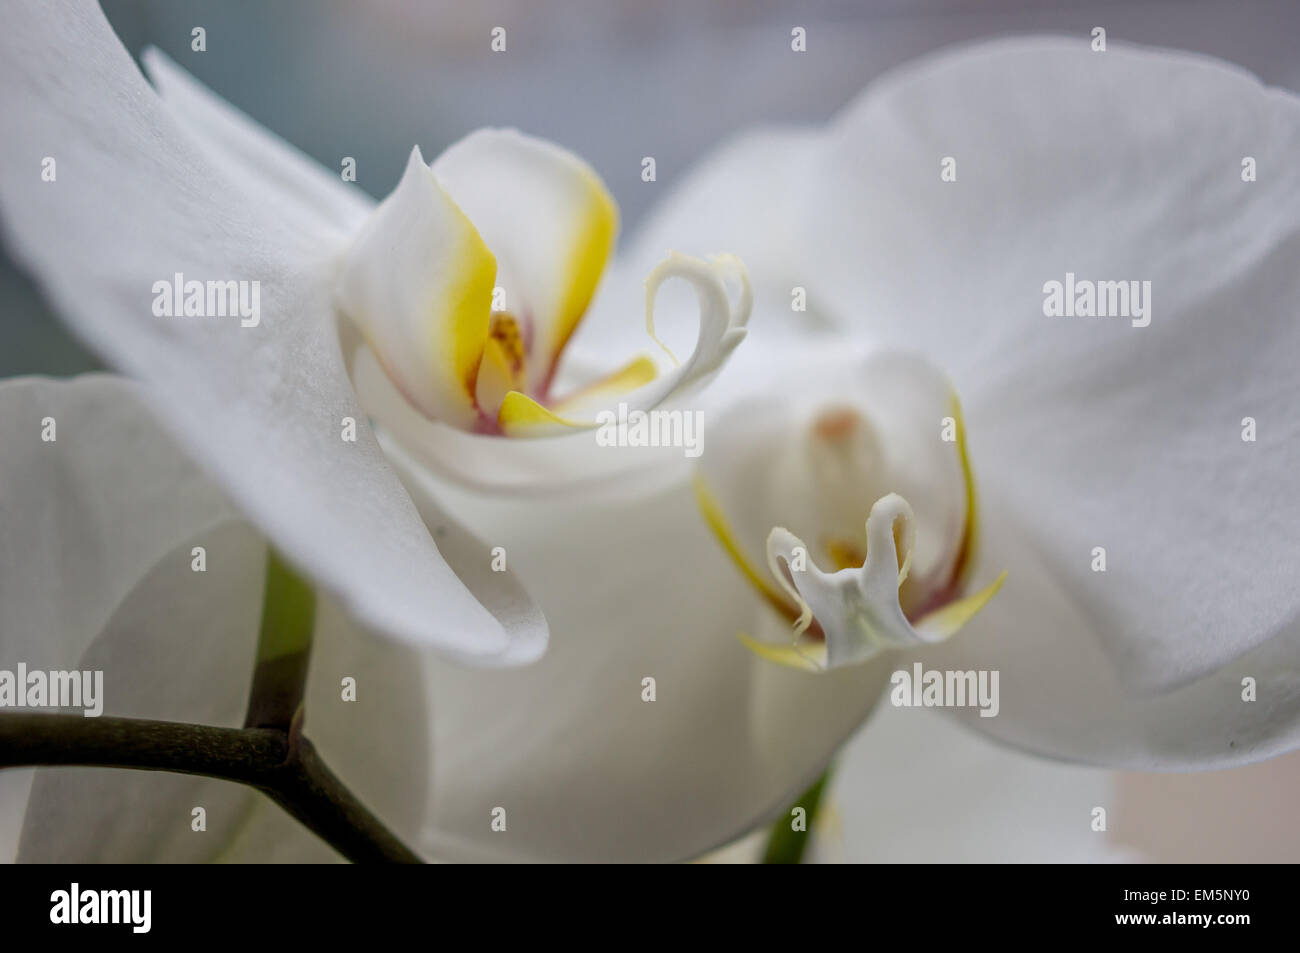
336;146;498;430
141;48;373;240
0;375;240;860
414;477;892;862
918;492;1300;770
0;1;542;663
804;38;1300;693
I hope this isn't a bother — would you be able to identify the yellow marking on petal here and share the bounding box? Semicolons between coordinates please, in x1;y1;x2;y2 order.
914;570;1007;641
694;474;800;625
737;632;825;672
547;171;619;376
436;203;498;407
549;355;657;414
497;390;584;436
496;354;652;435
948;391;979;592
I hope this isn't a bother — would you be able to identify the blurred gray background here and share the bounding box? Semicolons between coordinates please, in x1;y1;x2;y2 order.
4;0;1300;377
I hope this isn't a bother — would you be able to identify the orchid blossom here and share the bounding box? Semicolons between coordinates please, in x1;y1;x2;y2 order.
2;0;1300;866
0;1;751;668
607;36;1300;770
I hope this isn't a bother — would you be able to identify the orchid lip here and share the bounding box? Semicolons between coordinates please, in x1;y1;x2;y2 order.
695;375;1006;672
333;138;751;443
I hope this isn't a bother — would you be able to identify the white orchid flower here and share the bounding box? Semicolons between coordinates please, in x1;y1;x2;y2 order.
609;36;1300;771
694;345;1006;672
0;374;885;862
0;0;775;865
0;0;749;667
0;377;1119;863
3;0;1300;866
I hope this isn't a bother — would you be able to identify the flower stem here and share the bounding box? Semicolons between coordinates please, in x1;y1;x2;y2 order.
761;768;833;864
244;550;316;730
0;549;423;863
0;712;422;863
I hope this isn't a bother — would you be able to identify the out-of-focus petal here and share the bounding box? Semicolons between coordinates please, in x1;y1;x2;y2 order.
17;526;435;862
0;374;240;860
409;476;891;861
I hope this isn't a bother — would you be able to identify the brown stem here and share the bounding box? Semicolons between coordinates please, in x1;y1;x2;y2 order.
0;712;422;864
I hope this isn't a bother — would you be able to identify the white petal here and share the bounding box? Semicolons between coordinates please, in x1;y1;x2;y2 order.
0;2;542;663
413;477;889;862
0;374;241;860
0;376;238;681
430;128;618;391
140;48;373;239
696;345;969;593
336;146;498;430
18;524;270;862
804;37;1300;692
919;492;1300;769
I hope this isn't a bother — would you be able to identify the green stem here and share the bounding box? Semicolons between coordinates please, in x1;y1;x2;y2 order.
761;768;833;864
244;550;316;730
